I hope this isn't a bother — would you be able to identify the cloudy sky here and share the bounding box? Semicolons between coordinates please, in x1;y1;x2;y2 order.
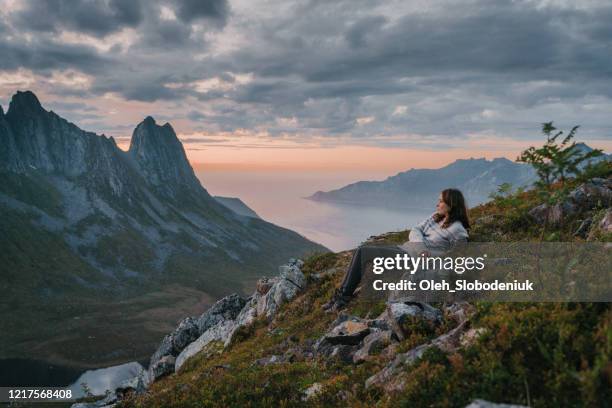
0;0;610;172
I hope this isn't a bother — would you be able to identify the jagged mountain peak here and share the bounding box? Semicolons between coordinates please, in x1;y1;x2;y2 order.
7;90;45;117
128;116;201;192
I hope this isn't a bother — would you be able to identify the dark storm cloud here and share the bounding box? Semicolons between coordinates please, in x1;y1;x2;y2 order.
174;0;230;24
1;0;612;143
0;37;109;73
14;0;143;36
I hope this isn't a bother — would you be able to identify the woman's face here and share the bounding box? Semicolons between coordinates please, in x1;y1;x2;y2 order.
436;193;450;216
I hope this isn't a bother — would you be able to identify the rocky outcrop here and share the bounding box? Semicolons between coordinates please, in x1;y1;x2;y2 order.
195;294;246;334
225;258;306;346
353;330;393;363
365;302;479;392
146;294;246;380
175;320;234;372
314;311;392;364
386;301;442;340
146;317;200;381
529;178;612;225
146;258;308;380
302;382;324;401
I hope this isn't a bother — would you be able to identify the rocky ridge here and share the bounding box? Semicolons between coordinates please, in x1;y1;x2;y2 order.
0;90;325;365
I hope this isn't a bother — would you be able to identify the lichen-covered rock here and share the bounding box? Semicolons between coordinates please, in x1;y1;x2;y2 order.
460;327;488;347
302;383;323;401
353;330;393;363
148;355;176;382
568;177;612;208
225;260;308;347
172;317;199;352
175;320;235;372
149;317;198;381
325;320;371;345
257;263;306;319
386;301;442;340
224;293;261;347
195;293;245;334
148;334;174;371
330;344;359;363
147;259;306;383
115;372;147;399
530;178;612;226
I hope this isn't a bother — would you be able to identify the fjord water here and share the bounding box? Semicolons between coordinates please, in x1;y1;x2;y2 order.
197;168;432;252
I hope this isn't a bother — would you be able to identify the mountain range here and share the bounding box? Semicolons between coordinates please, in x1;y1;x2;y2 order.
0;91;325;367
308;145;610;210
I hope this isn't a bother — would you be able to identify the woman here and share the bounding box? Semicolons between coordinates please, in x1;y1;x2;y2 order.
322;188;470;311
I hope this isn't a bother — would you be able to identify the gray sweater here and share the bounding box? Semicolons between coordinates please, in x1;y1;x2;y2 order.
399;212;469;256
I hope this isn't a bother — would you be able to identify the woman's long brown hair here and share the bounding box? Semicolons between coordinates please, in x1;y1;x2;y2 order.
432;188;470;230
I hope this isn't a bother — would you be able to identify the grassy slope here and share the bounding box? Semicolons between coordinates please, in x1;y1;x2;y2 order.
123;176;611;407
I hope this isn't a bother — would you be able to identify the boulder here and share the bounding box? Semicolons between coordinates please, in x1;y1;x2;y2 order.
257;263;306;319
302;383;323;402
148;333;174;372
465;400;528;408
325;320;370;345
225;260;308;347
460;327;488;347
224;293;261;347
175;319;235;372
195;293;245;334
567;178;612;208
148;355;175;382
172;317;199;352
146;259;306;383
529;201;576;225
115;373;147;399
386;301;442;340
148;294;244;380
353;330;393;363
529;178;612;226
330;344;359;363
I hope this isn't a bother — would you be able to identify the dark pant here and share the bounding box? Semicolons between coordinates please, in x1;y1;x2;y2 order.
339;244;407;296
